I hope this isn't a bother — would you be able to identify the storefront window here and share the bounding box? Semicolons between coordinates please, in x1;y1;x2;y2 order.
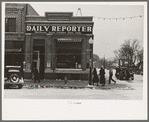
14;42;24;49
5;53;22;66
5;42;13;49
56;42;82;68
5;54;12;65
5;18;16;32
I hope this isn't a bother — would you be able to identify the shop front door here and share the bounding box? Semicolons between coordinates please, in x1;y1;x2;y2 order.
33;39;45;79
33;51;40;72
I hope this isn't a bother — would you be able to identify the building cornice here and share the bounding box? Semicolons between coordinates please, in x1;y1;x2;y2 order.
6;6;24;10
5;32;24;34
26;15;92;18
25;21;94;24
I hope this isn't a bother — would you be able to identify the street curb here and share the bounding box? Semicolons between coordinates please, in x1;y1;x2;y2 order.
23;84;94;89
23;84;134;90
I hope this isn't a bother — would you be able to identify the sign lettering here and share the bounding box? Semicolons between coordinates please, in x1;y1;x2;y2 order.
26;25;92;34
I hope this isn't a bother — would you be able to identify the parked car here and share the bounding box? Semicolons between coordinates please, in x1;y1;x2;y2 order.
115;67;134;80
4;66;24;89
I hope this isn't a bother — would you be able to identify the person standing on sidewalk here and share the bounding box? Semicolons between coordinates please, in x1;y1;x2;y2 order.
64;75;67;85
92;68;99;86
33;67;40;83
99;66;105;86
108;68;116;84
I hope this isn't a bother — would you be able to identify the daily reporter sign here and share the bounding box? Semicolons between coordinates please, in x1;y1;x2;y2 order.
26;25;92;34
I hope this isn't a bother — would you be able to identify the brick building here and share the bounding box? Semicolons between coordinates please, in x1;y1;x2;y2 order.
5;3;94;80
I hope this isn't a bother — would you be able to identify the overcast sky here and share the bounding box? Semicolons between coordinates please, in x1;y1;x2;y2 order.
30;2;144;59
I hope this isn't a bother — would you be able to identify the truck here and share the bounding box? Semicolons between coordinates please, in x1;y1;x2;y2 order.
115;59;134;80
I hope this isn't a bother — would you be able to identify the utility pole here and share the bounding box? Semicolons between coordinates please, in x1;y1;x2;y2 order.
104;55;105;69
89;37;93;85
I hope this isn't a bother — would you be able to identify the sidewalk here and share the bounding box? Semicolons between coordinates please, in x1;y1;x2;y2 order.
23;79;133;90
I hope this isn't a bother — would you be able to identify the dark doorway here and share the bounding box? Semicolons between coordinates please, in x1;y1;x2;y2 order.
33;39;45;79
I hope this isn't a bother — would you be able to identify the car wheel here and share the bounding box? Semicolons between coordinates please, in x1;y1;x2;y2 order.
9;74;19;83
18;84;23;89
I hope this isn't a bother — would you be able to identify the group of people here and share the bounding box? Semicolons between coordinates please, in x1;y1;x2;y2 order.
32;66;116;85
92;66;116;86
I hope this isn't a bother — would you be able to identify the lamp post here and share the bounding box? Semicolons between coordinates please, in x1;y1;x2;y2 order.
89;37;93;85
95;61;96;68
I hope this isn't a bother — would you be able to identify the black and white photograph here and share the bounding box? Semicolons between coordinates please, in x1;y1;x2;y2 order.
2;1;147;120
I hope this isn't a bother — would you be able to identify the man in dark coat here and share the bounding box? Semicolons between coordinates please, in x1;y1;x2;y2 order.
33;67;40;83
109;68;116;84
99;66;105;86
92;68;99;86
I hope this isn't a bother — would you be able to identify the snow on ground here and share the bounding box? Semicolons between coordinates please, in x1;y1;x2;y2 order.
4;68;143;100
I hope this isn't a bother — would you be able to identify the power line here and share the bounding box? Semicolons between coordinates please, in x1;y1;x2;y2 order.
93;15;144;20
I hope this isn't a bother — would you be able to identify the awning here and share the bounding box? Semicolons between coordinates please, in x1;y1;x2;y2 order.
57;38;81;42
5;49;22;53
5;16;16;18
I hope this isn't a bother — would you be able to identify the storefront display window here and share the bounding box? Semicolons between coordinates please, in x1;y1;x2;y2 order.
5;18;16;32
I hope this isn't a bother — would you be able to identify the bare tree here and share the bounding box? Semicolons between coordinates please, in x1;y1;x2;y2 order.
93;54;100;68
93;54;100;62
114;39;141;66
113;49;121;59
93;54;116;68
137;48;143;65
